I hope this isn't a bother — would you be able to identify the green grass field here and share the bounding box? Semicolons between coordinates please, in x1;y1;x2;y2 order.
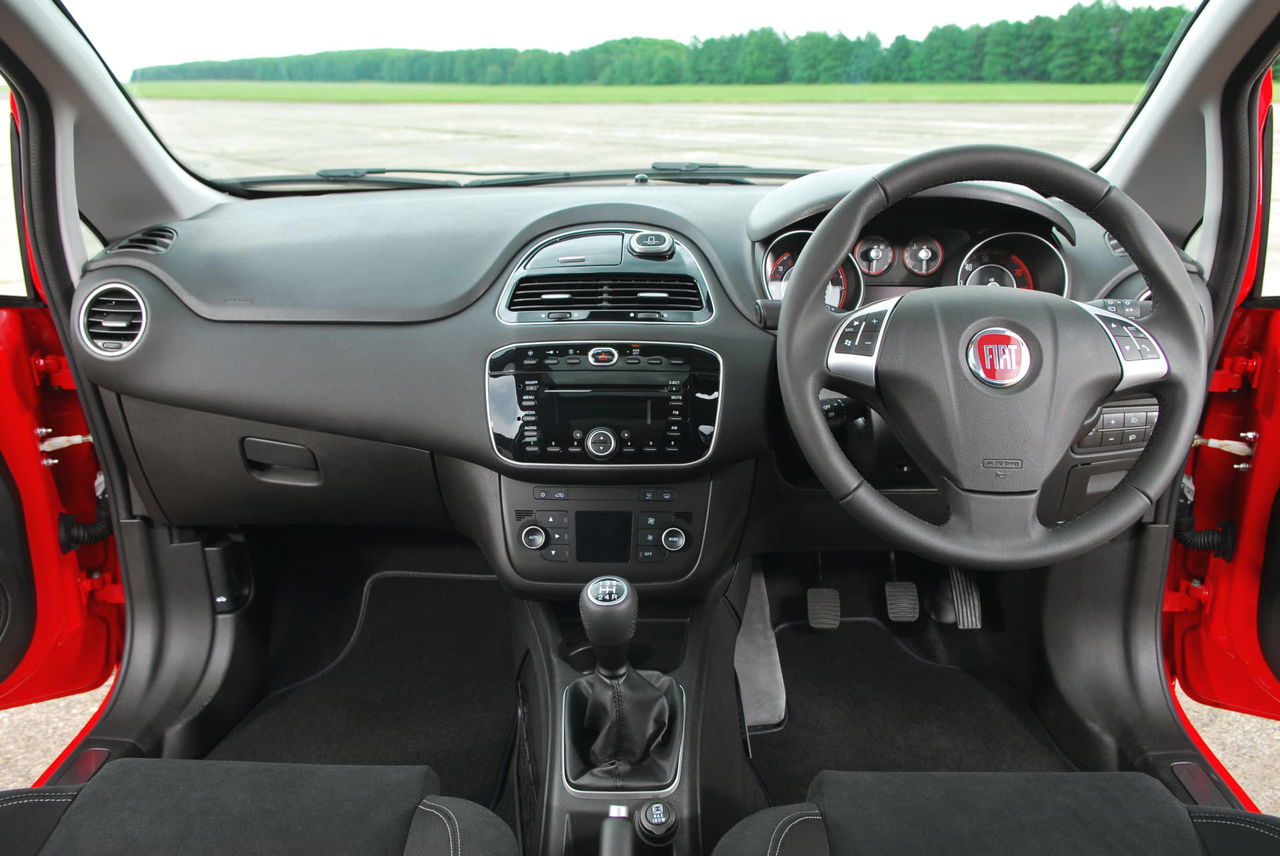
125;80;1144;104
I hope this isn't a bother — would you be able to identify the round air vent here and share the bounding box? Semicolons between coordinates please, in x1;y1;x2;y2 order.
79;283;147;357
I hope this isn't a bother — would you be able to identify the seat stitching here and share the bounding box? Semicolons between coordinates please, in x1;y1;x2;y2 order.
773;815;822;856
0;797;75;809
767;810;821;856
416;804;456;856
420;799;462;856
1192;817;1280;842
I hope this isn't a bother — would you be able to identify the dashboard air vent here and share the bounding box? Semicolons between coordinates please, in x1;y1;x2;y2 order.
507;274;704;313
80;284;146;356
111;227;176;254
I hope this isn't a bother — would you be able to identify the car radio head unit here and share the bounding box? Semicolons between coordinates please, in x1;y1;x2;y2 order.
486;342;721;466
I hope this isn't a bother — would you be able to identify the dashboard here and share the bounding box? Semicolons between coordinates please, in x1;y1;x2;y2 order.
68;166;1199;594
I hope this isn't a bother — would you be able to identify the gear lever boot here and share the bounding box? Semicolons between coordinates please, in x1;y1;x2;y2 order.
567;577;681;789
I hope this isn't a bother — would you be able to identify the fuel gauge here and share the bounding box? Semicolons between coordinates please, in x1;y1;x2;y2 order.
854;236;894;276
903;236;944;276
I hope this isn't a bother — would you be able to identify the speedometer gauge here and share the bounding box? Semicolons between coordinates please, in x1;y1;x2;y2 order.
962;253;1034;289
762;230;864;311
903;236;944;276
956;232;1069;296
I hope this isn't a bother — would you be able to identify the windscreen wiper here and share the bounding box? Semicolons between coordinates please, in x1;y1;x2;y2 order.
218;162;812;192
465;162;813;187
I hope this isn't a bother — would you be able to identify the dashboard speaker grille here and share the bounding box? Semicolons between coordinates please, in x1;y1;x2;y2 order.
507;274;704;313
81;284;146;356
110;226;176;254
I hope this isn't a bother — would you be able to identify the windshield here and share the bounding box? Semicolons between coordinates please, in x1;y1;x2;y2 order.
63;1;1197;183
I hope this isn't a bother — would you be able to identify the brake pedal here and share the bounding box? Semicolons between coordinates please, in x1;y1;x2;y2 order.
948;567;983;630
806;588;841;630
884;581;920;623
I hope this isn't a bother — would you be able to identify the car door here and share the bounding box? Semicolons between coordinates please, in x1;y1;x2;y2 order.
1166;70;1280;733
0;91;122;714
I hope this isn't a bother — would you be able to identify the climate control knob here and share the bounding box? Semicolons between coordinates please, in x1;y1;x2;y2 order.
520;525;547;550
661;527;687;552
585;427;619;461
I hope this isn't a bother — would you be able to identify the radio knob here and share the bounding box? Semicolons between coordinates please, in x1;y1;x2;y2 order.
585;427;619;461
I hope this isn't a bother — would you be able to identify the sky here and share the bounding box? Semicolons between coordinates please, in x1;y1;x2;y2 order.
62;0;1193;78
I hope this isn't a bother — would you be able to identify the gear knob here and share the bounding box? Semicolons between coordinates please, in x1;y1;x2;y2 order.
579;576;638;678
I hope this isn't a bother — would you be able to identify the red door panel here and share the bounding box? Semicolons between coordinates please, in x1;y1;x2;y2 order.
1166;71;1280;722
0;96;122;711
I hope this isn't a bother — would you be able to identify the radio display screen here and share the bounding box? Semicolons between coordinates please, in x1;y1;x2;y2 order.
547;390;656;430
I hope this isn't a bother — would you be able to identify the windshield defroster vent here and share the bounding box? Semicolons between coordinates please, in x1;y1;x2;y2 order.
80;284;147;357
110;227;176;254
508;274;704;313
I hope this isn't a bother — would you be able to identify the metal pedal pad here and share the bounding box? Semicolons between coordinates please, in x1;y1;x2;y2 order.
806;588;841;630
949;567;983;630
884;581;920;623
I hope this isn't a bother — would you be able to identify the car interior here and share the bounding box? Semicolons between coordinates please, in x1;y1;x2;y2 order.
1;0;1280;854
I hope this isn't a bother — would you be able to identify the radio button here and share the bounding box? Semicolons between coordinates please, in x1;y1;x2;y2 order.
585;427;619;461
588;347;619;366
624;357;643;365
565;357;582;366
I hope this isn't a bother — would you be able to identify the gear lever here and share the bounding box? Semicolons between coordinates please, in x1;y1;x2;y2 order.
580;576;639;678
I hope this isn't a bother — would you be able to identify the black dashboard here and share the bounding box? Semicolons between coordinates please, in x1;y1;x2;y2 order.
70;167;1197;594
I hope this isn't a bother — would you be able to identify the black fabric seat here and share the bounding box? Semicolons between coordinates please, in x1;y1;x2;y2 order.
715;772;1280;856
0;758;518;856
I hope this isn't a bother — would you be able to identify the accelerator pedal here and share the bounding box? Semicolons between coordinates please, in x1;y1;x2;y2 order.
949;567;983;630
884;581;920;623
806;588;841;630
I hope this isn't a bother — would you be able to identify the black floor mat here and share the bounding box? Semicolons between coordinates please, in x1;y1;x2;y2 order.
750;619;1071;805
209;573;515;806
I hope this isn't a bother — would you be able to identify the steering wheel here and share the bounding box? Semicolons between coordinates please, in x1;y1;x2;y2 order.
778;146;1210;570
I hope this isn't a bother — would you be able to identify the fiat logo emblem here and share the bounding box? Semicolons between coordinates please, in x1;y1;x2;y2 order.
967;328;1031;387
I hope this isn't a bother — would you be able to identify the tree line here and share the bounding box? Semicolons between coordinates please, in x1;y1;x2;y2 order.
132;2;1189;86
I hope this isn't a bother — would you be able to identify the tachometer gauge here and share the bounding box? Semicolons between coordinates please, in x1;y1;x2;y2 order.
962;253;1033;289
762;230;864;311
854;236;894;276
903;236;944;276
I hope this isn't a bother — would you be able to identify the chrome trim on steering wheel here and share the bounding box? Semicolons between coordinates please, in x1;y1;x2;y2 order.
825;296;902;388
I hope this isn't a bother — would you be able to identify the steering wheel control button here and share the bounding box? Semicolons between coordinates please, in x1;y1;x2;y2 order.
628;231;674;258
585;427;619;461
520;525;547;550
661;527;687;551
967;328;1031;388
588;347;618;366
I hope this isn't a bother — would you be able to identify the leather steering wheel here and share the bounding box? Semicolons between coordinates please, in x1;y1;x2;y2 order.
777;146;1210;570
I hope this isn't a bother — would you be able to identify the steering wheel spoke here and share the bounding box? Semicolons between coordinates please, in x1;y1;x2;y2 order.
1078;302;1170;393
938;483;1050;546
824;296;902;394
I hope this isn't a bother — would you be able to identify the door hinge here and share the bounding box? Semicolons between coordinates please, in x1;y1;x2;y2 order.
1163;579;1212;613
30;353;75;390
1209;354;1262;392
80;574;124;604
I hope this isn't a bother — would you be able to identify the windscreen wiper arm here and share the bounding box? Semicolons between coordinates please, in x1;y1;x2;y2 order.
219;171;463;190
465;162;813;187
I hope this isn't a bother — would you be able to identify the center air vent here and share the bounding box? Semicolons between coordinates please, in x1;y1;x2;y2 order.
507;274;704;313
110;227;176;254
80;284;146;357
